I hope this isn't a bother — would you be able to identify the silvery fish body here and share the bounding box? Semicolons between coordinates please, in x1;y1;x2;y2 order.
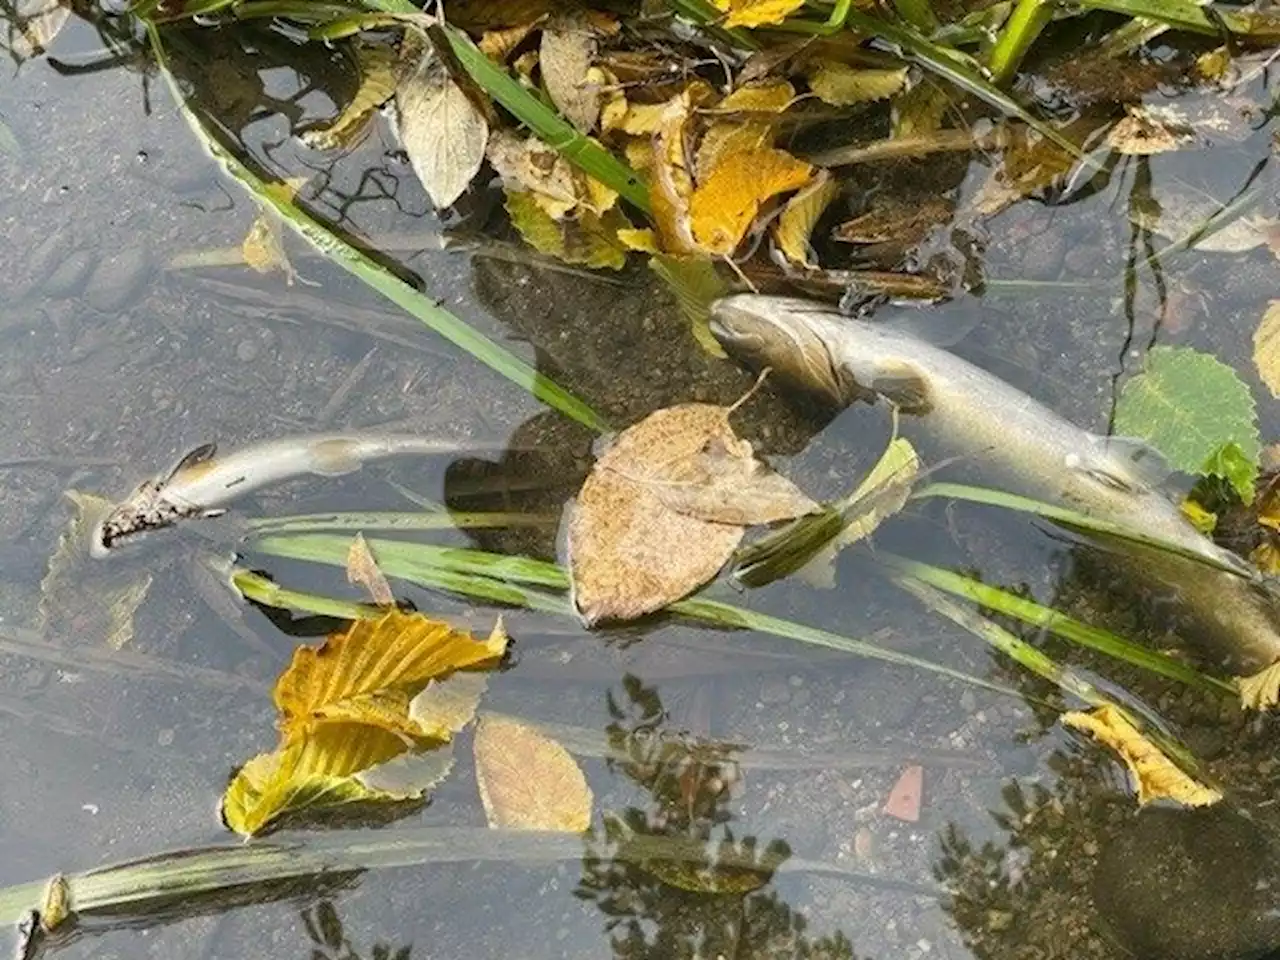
90;433;478;558
710;293;1280;672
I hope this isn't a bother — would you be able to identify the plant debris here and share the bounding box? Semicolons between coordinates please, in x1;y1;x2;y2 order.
473;713;593;831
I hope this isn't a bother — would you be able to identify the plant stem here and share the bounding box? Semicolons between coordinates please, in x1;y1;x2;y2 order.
986;0;1054;86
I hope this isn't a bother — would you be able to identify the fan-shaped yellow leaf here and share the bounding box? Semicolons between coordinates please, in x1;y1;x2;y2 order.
1063;705;1221;807
712;79;795;113
274;610;508;744
689;148;813;255
711;0;807;27
807;61;908;106
474;713;593;831
773;170;839;266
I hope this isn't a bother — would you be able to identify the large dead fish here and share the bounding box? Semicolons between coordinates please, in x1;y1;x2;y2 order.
90;433;495;558
709;293;1280;672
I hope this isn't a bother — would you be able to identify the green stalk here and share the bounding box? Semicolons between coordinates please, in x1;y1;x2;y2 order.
986;0;1055;86
233;569;385;620
1074;0;1250;35
880;554;1236;696
146;26;611;434
244;532;1027;699
245;510;558;537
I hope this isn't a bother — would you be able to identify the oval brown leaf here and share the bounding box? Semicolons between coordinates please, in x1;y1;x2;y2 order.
473;713;592;832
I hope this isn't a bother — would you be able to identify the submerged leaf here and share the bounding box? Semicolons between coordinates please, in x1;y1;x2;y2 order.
1105;104;1194;155
807;61;909;106
1063;704;1221;807
540;10;605;132
1253;300;1280;399
301;43;397;151
9;0;70;61
689;148;813;256
474;713;592;831
1114;345;1259;496
504;189;630;270
774;171;840;267
648;254;729;357
395;49;489;209
570;402;796;623
1238;660;1280;711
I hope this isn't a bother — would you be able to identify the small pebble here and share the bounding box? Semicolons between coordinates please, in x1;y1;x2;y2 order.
236;339;260;362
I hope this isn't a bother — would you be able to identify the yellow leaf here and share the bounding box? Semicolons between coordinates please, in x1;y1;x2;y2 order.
301;43;397;151
1252;540;1280;574
221;740;415;838
1063;704;1221;807
695;119;774;181
617;228;660;252
711;79;796;113
1238;660;1280;710
1179;497;1217;534
689;148;813;256
410;669;491;734
1253;300;1280;398
474;713;593;831
39;875;71;932
773;170;840;266
602;98;669;135
649;254;728;356
711;0;807;28
274;609;508;744
807;61;908;106
504;189;630;269
346;531;394;606
651;86;710;256
477;19;542;61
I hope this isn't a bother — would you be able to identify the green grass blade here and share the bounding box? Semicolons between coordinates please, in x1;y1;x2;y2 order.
246;510;558;536
146;26;611;435
911;481;1259;581
1073;0;1249;35
985;0;1054;86
233;568;384;620
881;554;1236;696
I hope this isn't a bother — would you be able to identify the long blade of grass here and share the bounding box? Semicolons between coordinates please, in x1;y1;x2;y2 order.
246;510;558;537
146;26;611;435
1073;0;1251;35
245;531;1029;699
880;554;1236;696
0;825;939;929
911;481;1260;581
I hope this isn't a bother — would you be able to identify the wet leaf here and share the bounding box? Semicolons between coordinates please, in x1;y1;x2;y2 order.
650;85;711;257
711;0;807;28
540;10;606;132
972;128;1075;217
9;0;70;61
39;875;70;932
648;254;729;356
504;188;629;270
473;713;592;831
478;20;542;61
892;81;951;138
1114;345;1259;499
274;610;508;744
395;49;489;209
1202;441;1256;505
447;0;552;28
346;532;394;606
1105;104;1194;155
711;79;796;113
695;81;793;179
301;43;397;151
1253;300;1280;399
1062;704;1221;807
570;402;792;623
1238;660;1280;711
773;170;840;266
807;61;909;106
832;195;952;245
1132;190;1272;253
410;669;490;734
689;148;813;256
488;130;619;220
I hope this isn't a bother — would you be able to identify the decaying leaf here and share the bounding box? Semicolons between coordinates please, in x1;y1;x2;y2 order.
1253;300;1280;399
447;0;552;28
478;19;542;61
504;188;629;270
489;130;619;220
648;254;729;356
569;400;810;623
1063;704;1221;807
274;610;507;743
711;0;807;28
971;128;1077;217
689;148;813;255
833;195;952;246
540;10;607;132
8;0;70;61
301;43;397;151
346;532;394;606
395;49;489;209
650;85;711;257
892;81;952;138
1105;104;1195;155
474;713;593;831
807;61;908;106
774;170;840;266
38;491;152;650
883;764;923;822
1237;660;1280;711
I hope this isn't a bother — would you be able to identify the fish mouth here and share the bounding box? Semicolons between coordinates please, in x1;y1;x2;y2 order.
709;294;853;406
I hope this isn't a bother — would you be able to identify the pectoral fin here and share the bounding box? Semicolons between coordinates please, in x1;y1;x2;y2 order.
163;442;218;483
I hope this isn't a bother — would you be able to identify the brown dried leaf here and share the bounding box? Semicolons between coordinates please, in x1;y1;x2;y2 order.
540;10;607;132
395;50;489;209
474;713;592;832
346;532;394;606
478;20;542;61
1106;104;1194;155
1063;704;1221;807
446;0;552;28
833;194;952;245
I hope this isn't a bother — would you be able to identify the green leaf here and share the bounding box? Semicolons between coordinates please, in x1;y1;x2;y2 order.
1203;441;1257;505
1113;345;1259;492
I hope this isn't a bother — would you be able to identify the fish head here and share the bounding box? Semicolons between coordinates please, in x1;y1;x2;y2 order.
88;479;205;558
709;294;875;407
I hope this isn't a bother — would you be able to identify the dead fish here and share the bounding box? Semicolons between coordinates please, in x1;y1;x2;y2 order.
709;293;1280;673
91;433;499;558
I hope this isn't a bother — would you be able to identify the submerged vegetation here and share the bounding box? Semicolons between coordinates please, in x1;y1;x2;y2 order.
7;0;1280;956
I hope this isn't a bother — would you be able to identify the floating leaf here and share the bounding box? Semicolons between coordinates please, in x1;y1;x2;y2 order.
473;713;593;831
774;171;840;267
807;61;909;106
689;148;813;256
410;670;490;734
570;401;800;624
39;875;70;932
395;49;490;209
301;43;397;151
346;532;394;606
9;0;70;61
648;254;729;357
1114;345;1259;498
540;10;605;132
711;0;807;27
1132;190;1271;253
1238;660;1280;711
1062;704;1221;807
274;610;508;744
1253;300;1280;398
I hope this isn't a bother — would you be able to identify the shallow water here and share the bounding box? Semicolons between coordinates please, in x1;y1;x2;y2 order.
4;10;1280;960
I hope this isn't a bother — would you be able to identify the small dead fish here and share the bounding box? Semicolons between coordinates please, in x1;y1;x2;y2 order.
91;433;500;558
710;293;1280;673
